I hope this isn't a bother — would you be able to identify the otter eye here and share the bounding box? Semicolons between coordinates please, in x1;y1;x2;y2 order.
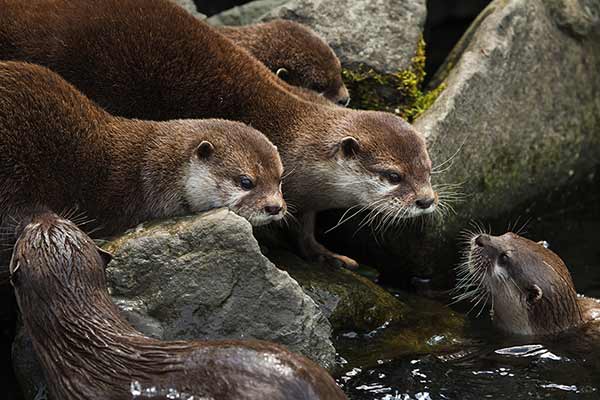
239;176;254;191
276;68;289;81
499;252;510;265
384;172;403;184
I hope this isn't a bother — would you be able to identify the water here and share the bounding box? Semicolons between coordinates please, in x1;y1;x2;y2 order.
335;174;600;399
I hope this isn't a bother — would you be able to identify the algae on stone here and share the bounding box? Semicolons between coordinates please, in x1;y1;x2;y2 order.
342;38;446;121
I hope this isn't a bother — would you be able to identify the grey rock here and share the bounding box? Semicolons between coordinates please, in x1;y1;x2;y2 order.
105;209;335;369
208;0;289;26
171;0;207;19
260;0;427;73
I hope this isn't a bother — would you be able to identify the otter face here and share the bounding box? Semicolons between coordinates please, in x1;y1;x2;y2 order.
276;59;349;106
322;112;437;225
268;21;349;106
459;232;582;336
183;133;286;227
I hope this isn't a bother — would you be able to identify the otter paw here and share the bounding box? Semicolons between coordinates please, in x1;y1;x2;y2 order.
319;253;359;270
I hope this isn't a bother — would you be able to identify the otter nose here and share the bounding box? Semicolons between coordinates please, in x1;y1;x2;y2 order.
475;234;491;247
336;85;350;106
337;95;350;107
264;205;283;216
415;197;435;209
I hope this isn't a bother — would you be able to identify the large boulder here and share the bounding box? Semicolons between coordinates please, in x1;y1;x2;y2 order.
105;209;336;369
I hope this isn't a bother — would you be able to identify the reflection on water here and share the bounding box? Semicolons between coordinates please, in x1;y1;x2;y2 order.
336;173;600;399
338;336;600;400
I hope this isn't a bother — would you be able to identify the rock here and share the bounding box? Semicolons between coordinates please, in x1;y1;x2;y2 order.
334;293;467;369
268;250;409;332
105;209;335;369
261;0;426;74
171;0;207;19
207;0;289;26
332;0;600;279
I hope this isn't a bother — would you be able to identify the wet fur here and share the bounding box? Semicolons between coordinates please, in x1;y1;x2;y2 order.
11;212;347;400
458;232;600;336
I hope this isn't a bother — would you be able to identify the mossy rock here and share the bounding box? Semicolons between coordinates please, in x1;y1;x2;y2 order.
334;293;467;369
342;38;446;122
268;250;409;332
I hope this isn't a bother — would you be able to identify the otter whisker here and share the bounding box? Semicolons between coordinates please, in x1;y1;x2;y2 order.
431;138;467;175
281;166;297;181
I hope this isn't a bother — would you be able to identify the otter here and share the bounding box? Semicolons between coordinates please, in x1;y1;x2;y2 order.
0;0;438;270
457;232;600;336
217;20;350;105
0;61;286;255
10;211;348;400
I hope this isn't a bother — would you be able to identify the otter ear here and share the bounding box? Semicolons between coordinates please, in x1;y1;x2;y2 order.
196;141;214;160
526;284;543;304
537;240;550;249
332;136;360;159
96;247;113;269
276;67;289;80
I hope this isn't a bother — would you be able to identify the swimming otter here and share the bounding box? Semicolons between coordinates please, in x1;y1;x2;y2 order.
0;0;438;269
0;61;285;251
457;232;600;336
10;212;347;400
218;19;350;105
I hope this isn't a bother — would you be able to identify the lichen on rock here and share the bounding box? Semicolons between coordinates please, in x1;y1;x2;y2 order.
342;38;446;121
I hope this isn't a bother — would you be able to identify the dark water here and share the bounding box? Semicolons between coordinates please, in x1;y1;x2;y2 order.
335;175;600;399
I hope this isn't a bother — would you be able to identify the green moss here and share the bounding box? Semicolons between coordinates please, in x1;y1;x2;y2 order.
342;37;445;121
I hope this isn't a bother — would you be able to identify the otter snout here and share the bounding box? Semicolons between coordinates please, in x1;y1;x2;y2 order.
335;85;350;107
475;234;491;247
265;204;283;216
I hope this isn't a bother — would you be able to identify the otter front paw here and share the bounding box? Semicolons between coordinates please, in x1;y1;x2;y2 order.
318;252;359;270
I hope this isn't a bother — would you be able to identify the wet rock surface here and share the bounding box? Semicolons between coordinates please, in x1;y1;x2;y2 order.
268;250;409;333
105;209;335;368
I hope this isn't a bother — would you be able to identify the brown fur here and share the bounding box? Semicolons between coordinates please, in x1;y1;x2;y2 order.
218;20;349;105
0;0;436;269
10;212;347;400
0;61;284;257
466;232;600;336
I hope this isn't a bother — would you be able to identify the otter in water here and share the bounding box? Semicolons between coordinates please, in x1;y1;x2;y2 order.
457;232;600;336
218;19;350;105
0;0;438;269
0;61;286;250
10;212;347;400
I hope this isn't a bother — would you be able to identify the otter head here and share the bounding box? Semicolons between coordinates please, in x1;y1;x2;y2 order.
263;20;349;106
177;120;286;226
10;212;112;313
321;111;436;224
463;232;583;336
